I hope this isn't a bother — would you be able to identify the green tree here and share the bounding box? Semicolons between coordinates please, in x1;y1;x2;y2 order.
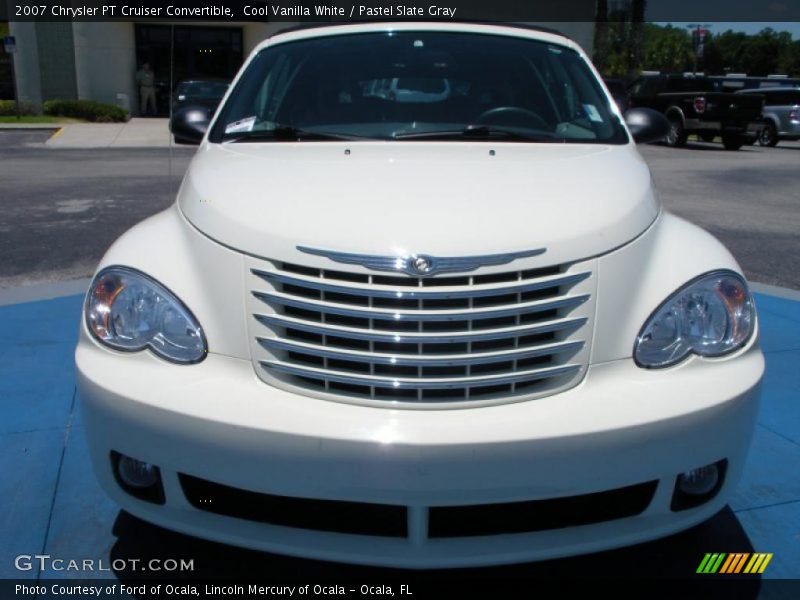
630;0;647;77
593;1;646;78
594;0;609;72
739;29;790;75
605;20;632;77
703;28;796;75
703;30;750;74
777;40;800;76
597;21;799;78
642;24;694;72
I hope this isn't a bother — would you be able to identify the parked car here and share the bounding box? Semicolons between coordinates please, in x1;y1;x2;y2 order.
172;79;229;111
77;23;762;568
627;73;764;149
170;80;229;143
737;86;800;147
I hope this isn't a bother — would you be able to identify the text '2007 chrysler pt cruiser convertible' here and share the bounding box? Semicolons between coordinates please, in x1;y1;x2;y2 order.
76;22;763;568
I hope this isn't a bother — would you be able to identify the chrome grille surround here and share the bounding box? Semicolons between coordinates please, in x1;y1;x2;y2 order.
246;255;597;409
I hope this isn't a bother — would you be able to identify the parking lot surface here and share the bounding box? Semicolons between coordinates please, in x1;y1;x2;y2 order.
0;131;192;288
641;141;800;289
0;131;798;290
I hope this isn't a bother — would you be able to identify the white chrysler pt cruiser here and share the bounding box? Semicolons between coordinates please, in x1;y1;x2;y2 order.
76;22;763;567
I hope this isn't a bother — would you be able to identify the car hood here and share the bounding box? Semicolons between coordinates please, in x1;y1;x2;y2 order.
178;142;658;267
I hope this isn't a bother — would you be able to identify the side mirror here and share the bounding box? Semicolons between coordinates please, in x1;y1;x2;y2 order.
170;105;211;145
624;108;670;144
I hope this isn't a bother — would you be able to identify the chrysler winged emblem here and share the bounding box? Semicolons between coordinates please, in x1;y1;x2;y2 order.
297;246;546;277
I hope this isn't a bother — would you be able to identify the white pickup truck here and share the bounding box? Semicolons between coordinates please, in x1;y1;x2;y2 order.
77;22;763;568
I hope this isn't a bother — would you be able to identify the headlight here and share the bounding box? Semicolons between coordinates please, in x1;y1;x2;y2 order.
85;266;207;364
634;271;755;368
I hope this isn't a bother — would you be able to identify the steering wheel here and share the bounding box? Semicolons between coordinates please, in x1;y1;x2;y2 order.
475;106;549;130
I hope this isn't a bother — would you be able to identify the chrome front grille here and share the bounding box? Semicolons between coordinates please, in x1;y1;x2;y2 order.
247;256;596;408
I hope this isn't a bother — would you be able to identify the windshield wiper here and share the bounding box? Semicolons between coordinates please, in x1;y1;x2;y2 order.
392;125;557;142
226;125;363;142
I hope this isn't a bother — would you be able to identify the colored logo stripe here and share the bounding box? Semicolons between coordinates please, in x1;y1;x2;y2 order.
720;553;749;573
697;553;726;573
719;553;738;573
744;553;773;574
698;553;773;574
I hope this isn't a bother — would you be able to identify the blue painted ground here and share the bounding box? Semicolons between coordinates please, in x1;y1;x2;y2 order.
0;292;798;581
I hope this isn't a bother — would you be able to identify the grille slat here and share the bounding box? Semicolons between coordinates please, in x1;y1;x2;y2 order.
259;337;584;366
253;268;590;300
253;290;589;322
261;360;581;391
256;313;587;343
249;259;593;406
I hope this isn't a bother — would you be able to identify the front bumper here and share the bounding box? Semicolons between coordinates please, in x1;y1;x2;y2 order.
77;333;763;568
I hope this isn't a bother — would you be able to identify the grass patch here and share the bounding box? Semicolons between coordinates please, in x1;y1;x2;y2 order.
0;116;84;124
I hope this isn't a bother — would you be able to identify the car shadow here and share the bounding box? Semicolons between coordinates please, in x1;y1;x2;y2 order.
108;507;761;591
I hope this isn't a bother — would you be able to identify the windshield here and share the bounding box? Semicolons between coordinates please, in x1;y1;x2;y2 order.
177;81;229;99
209;32;628;144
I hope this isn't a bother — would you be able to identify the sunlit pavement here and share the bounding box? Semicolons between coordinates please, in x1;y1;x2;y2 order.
1;288;798;581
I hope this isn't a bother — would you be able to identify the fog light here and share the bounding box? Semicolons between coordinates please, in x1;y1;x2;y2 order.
111;451;165;504
671;459;727;511
118;456;158;488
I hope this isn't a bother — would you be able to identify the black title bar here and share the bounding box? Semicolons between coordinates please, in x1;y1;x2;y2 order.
3;0;800;22
4;0;595;22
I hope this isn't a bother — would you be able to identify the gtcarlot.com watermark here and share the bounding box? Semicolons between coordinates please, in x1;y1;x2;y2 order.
14;554;194;573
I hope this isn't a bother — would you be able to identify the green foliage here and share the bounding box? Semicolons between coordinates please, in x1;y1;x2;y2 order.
643;24;694;73
0;99;37;116
778;40;800;75
703;28;795;76
42;99;128;122
595;18;634;78
593;0;648;78
595;21;800;79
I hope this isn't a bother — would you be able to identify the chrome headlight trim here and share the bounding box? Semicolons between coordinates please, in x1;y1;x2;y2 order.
634;269;756;369
84;266;208;364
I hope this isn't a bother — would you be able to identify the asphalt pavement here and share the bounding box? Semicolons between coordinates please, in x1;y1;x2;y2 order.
640;140;800;289
0;130;798;289
0;131;193;287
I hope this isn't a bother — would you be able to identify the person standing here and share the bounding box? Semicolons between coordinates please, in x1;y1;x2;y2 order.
136;62;157;116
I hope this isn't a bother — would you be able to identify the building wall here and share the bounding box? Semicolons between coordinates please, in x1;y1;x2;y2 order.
35;21;78;101
71;21;293;114
73;22;137;110
7;21;42;106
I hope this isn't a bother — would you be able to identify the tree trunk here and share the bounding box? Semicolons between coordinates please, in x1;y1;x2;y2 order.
630;0;647;79
594;0;609;72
